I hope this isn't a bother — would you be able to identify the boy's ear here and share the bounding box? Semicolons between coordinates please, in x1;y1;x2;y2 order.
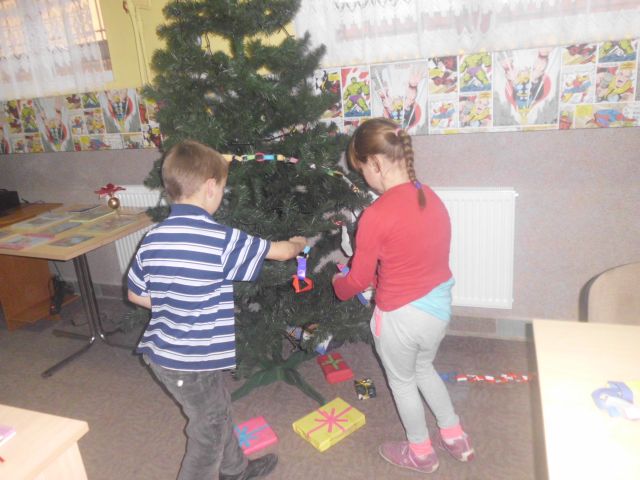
205;177;218;195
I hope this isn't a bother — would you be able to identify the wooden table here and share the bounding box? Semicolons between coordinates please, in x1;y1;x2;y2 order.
0;404;89;479
533;319;640;480
0;203;65;330
0;205;153;377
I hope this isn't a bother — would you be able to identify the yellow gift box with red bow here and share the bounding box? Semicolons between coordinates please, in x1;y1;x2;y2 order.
292;397;366;452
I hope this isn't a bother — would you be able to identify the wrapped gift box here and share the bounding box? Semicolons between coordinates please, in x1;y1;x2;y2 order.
317;352;353;384
292;397;366;452
354;378;377;400
286;324;335;355
234;416;278;455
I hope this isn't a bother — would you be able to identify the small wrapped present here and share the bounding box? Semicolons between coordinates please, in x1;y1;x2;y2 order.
317;352;353;384
292;397;366;452
285;324;336;355
354;378;376;400
234;416;278;455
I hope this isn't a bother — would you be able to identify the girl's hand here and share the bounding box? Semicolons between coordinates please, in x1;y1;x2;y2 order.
332;272;346;284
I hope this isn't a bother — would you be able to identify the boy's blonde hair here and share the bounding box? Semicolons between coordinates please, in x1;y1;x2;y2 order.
161;140;228;201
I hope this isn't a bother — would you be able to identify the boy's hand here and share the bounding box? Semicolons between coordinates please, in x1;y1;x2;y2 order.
289;236;307;253
266;236;308;261
128;289;152;309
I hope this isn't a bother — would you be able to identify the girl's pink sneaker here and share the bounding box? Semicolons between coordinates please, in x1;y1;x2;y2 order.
439;432;475;462
379;441;439;474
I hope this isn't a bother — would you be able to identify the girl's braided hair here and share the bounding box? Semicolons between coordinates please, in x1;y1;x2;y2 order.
347;117;426;208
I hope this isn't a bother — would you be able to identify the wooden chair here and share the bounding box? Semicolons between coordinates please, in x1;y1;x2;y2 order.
587;262;640;325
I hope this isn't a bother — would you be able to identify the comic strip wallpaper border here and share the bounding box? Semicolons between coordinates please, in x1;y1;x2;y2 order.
315;39;640;136
1;39;639;155
0;88;161;155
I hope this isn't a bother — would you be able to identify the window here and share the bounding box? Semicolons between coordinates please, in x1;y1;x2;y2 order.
295;0;640;67
0;0;113;101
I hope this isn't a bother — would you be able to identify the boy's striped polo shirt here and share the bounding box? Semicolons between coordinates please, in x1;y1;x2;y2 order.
128;203;270;371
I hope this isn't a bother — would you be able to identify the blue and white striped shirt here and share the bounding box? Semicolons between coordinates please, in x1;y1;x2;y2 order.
127;203;270;371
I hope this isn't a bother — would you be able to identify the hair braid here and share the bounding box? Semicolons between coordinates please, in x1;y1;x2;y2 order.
397;130;426;209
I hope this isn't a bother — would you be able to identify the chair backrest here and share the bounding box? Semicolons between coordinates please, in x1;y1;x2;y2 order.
587;262;640;325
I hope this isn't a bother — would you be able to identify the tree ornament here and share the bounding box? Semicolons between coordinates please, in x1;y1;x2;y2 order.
95;183;126;210
107;196;121;210
292;246;313;293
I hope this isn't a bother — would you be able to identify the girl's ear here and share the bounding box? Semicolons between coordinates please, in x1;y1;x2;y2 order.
370;154;382;173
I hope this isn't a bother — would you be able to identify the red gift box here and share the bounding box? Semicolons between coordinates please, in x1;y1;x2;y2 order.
317;353;354;384
234;416;278;455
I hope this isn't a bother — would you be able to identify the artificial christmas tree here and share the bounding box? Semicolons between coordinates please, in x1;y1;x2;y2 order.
142;0;372;404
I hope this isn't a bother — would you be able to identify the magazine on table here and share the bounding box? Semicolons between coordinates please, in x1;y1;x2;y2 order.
64;204;100;213
9;215;67;231
81;215;138;233
49;235;95;247
118;206;148;215
0;234;49;250
70;206;115;223
27;221;83;238
39;210;75;222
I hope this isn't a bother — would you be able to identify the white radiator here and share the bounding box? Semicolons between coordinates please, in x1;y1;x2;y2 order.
114;185;517;309
434;188;517;309
114;185;165;274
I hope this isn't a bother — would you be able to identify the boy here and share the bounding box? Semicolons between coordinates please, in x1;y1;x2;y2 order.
128;140;306;480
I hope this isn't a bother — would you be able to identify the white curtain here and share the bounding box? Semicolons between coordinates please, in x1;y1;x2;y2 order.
295;0;640;67
0;0;113;101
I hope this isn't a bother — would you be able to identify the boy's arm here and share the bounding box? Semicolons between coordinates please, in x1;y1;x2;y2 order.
266;236;307;261
128;289;151;309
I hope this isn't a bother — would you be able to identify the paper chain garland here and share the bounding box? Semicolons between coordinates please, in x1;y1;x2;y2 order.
222;153;299;164
439;372;535;384
222;152;362;193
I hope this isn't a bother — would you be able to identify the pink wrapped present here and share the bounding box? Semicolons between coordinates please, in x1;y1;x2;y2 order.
234;416;278;455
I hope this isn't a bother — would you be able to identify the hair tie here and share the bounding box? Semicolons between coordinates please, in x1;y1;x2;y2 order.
414;181;422;190
395;127;403;136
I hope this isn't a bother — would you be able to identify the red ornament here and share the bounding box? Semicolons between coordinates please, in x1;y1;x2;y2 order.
292;275;314;293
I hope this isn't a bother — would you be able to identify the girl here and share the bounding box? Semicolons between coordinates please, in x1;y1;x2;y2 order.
332;118;474;474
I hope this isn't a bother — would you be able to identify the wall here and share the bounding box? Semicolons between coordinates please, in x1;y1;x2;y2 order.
100;0;169;89
99;0;293;89
2;3;639;329
2;126;638;325
413;126;640;323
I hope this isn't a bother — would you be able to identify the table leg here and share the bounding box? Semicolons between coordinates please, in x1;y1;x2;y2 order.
42;254;132;378
73;254;137;349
